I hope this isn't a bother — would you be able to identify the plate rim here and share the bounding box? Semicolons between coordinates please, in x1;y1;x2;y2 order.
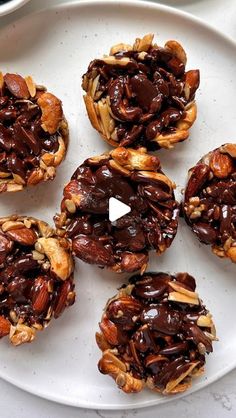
0;0;31;17
0;0;236;409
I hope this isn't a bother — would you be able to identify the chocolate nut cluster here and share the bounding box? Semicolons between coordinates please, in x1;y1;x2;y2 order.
0;215;75;346
0;72;68;193
82;33;199;150
97;272;217;395
183;143;236;262
54;147;179;273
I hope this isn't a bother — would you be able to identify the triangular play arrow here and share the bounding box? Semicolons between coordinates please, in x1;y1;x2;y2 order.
109;197;131;222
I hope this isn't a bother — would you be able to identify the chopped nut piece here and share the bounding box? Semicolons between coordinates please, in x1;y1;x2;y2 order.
102;56;132;66
164;362;199;394
65;199;77;214
1;221;24;232
220;143;236;158
10;324;35;346
168;291;199;305
37;237;74;281
197;315;213;328
168;281;199;299
110;147;160;171
32;250;45;261
133;33;154;52
25;75;36;97
110;43;133;55
165;40;187;65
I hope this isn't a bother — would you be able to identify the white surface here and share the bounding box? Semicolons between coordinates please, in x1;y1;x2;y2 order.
0;0;31;17
0;0;236;416
109;198;131;222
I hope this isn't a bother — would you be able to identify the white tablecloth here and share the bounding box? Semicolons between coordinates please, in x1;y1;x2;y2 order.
0;1;236;416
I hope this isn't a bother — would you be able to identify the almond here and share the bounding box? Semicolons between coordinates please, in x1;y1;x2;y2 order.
184;70;200;100
6;227;37;246
185;164;210;200
25;75;36;98
4;73;30;99
168;291;199;305
210;150;234;178
165;40;187;65
164;362;199;394
99;316;120;346
106;296;142;330
31;277;49;314
27;168;44;185
53;280;75;318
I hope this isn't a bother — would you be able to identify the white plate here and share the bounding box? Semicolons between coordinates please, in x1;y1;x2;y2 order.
0;0;31;17
0;0;236;410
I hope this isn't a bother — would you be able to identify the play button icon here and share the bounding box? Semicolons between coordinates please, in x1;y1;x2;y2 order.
109;197;131;222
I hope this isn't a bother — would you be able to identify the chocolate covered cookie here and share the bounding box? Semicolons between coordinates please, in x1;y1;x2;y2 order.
82;33;199;150
183;144;236;262
0;215;75;346
55;147;179;273
0;72;68;193
97;272;217;395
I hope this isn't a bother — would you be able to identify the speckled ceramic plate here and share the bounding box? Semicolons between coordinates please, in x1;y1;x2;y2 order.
0;0;236;409
0;0;31;17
